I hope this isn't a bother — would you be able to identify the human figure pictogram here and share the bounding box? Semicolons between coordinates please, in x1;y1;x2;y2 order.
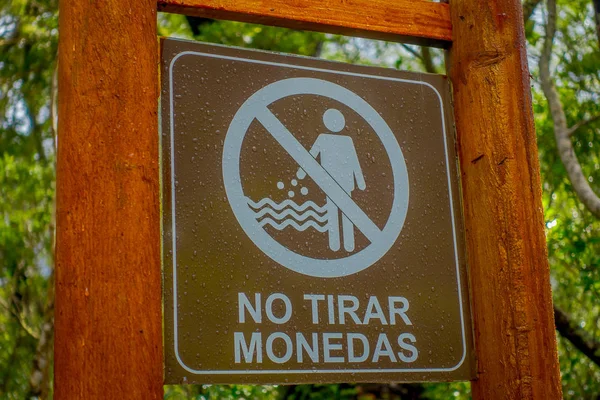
297;108;366;251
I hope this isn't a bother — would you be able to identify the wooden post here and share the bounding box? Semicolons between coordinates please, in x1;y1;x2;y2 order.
55;0;163;398
54;0;563;396
447;1;562;398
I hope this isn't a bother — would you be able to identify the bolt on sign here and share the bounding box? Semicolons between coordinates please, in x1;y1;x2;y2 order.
161;38;475;384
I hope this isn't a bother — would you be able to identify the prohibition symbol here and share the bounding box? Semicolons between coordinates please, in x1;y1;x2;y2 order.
223;78;409;278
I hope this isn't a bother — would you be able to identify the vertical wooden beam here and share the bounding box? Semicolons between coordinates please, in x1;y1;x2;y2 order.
447;1;562;398
55;1;163;398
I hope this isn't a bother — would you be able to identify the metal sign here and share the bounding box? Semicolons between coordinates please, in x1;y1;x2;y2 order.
161;38;474;384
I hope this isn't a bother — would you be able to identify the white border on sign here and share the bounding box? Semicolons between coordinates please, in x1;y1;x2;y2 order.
168;50;468;375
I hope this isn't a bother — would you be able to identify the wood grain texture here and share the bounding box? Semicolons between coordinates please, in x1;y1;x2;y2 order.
158;0;452;47
55;0;163;398
447;1;562;398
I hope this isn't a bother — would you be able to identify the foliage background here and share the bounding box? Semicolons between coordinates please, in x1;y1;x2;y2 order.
1;0;599;398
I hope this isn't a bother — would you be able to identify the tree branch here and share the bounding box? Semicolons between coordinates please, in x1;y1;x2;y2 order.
539;0;600;218
51;59;58;153
27;272;55;398
567;114;600;137
593;0;600;48
554;305;600;367
400;43;422;60
0;297;40;340
399;44;439;73
420;47;439;74
523;0;543;24
186;15;215;36
0;37;20;47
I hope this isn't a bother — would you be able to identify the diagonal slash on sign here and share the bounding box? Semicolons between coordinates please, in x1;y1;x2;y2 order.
255;106;383;244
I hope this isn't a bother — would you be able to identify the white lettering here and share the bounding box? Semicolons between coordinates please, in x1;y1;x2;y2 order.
303;294;325;324
265;293;292;324
363;296;388;325
323;333;344;362
338;295;362;325
265;332;293;363
238;293;261;323
397;333;418;363
327;295;335;324
296;332;319;363
372;333;397;362
347;333;369;362
234;332;262;363
388;297;412;325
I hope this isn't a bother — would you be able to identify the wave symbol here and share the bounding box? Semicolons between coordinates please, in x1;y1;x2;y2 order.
254;208;328;223
247;197;329;233
259;219;328;232
247;197;327;213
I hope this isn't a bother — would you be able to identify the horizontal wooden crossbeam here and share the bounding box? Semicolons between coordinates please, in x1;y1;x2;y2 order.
157;0;452;47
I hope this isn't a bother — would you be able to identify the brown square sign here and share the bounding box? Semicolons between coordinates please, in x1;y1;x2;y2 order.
161;38;474;384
